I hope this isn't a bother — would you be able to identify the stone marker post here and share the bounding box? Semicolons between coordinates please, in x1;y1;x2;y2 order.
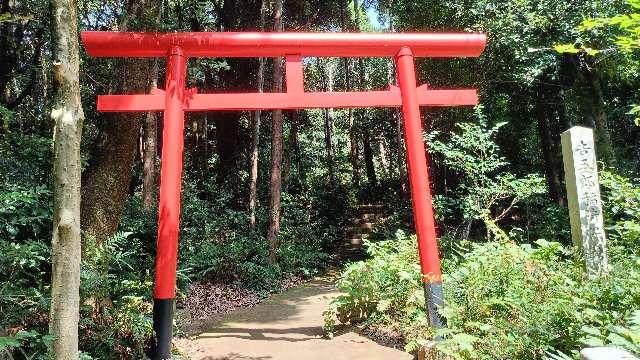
561;126;609;278
581;347;638;360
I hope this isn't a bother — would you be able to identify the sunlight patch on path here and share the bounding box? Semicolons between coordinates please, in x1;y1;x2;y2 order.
175;274;412;360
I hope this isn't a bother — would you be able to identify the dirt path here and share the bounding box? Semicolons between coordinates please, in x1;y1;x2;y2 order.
175;271;413;360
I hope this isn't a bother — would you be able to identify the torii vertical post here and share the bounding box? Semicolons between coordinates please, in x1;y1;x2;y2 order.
396;46;444;327
153;46;186;359
81;31;486;359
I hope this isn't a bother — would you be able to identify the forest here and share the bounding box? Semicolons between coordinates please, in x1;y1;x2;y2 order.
1;0;640;359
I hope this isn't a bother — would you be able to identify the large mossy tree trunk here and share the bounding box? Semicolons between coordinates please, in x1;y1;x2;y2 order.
80;0;158;242
268;0;284;264
49;0;84;357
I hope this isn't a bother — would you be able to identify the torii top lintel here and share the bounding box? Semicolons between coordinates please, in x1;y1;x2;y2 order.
81;31;487;112
81;31;487;58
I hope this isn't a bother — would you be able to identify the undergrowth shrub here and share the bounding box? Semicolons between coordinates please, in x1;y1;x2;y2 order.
439;240;640;359
175;178;334;292
325;233;640;359
0;231;155;359
323;231;429;350
78;232;154;358
600;170;640;254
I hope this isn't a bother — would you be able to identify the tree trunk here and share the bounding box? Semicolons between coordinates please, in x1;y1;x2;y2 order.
142;61;159;212
582;66;615;167
461;218;473;240
340;0;359;187
283;109;300;190
363;129;377;186
568;54;615;167
318;57;336;186
353;0;375;187
249;0;267;227
210;1;250;185
347;81;360;186
386;8;408;198
0;0;22;106
535;84;566;207
142;3;164;212
268;0;284;264
395;110;408;198
81;0;158;242
214;112;240;184
378;135;390;178
49;0;84;357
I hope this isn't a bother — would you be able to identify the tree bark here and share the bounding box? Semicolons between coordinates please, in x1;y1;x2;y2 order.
318;57;336;186
378;135;390;178
249;0;267;227
582;66;615;167
142;62;159;212
340;0;360;187
0;0;22;106
363;129;377;186
353;0;376;188
213;112;240;184
268;0;284;264
283;109;300;190
142;3;163;212
81;0;158;242
395;110;408;198
568;54;616;167
210;0;251;185
49;0;84;357
387;11;408;198
535;85;566;207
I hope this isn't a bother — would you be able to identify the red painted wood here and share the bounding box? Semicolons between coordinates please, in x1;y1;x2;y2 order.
96;89;479;112
153;46;186;299
81;31;486;58
396;46;442;283
285;55;304;93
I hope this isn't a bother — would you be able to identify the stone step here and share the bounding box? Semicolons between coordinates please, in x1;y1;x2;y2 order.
348;227;372;235
355;204;385;210
350;221;374;228
356;211;385;217
346;231;372;239
344;205;385;246
352;214;384;224
362;213;383;221
345;238;364;245
355;205;386;214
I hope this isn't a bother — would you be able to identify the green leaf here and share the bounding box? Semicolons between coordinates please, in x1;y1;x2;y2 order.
451;333;479;353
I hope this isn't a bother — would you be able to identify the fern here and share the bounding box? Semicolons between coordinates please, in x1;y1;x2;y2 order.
579;310;640;356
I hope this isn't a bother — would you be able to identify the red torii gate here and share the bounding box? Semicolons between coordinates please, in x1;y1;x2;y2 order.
81;31;486;359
